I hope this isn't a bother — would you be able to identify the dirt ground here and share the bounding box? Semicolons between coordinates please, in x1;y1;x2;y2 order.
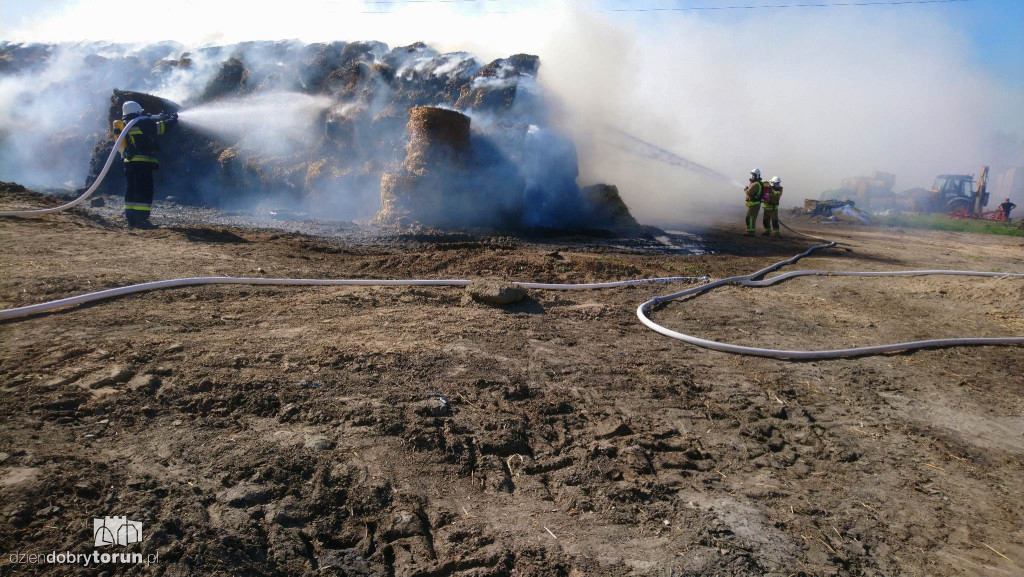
1;189;1022;577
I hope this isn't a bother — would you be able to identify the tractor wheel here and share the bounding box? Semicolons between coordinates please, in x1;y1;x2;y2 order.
946;198;971;215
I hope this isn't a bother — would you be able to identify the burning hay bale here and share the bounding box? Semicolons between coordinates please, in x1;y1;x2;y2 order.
199;56;249;102
456;54;540;113
151;52;193;75
378;172;426;226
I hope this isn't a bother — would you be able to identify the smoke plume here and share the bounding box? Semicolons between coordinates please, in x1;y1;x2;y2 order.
1;1;1022;227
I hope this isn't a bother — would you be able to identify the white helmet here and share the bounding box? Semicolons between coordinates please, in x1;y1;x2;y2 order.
769;176;781;186
122;101;143;117
750;168;761;179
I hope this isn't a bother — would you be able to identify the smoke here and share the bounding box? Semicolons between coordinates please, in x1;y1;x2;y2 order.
179;92;331;156
2;1;1021;227
532;7;1024;225
0;42;182;187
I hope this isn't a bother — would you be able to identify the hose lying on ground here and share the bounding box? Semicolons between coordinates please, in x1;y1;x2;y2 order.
0;276;710;321
3;171;1021;357
1;241;1020;360
779;219;834;243
638;243;1024;359
0;115;158;217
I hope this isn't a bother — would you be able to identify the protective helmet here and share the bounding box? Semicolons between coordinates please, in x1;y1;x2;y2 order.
122;101;143;117
769;176;781;186
750;168;761;179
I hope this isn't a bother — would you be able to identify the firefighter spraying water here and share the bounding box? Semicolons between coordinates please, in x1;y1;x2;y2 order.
111;101;177;228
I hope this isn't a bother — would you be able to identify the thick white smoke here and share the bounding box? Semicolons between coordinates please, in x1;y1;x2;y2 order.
2;1;1021;227
0;43;179;187
533;7;1024;225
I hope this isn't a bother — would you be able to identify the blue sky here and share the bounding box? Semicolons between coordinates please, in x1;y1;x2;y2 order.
576;0;1023;86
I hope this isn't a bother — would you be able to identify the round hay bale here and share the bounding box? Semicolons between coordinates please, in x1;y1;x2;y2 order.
402;106;470;174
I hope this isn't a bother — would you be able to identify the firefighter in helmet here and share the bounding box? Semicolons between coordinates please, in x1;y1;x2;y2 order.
113;101;177;228
762;176;782;236
743;169;763;236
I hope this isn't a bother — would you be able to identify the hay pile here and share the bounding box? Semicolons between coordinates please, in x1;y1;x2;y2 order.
581;184;639;230
59;41;640;230
376;107;640;232
199;56;249;102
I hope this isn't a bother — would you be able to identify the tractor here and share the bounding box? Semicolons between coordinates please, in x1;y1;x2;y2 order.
897;166;999;218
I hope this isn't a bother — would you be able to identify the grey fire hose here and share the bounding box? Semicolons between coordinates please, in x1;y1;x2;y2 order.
637;242;1024;359
1;242;1020;360
0;276;710;321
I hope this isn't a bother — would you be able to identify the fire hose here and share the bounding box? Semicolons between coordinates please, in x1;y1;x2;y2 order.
0;276;708;321
1;243;1020;359
0;115;166;217
1;125;1021;358
637;243;1024;359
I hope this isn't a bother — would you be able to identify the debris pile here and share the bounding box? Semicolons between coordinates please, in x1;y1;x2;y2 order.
802;198;872;223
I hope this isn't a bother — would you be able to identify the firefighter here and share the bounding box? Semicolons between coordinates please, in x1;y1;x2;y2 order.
743;169;763;236
114;101;177;228
762;176;782;236
999;198;1016;221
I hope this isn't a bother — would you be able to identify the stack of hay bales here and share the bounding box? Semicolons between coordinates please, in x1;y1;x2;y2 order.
376;106;642;232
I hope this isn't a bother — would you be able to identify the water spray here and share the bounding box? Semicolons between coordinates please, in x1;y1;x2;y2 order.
603;125;746;189
175;92;332;155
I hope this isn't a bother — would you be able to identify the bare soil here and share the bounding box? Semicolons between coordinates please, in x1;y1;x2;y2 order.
2;189;1023;577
